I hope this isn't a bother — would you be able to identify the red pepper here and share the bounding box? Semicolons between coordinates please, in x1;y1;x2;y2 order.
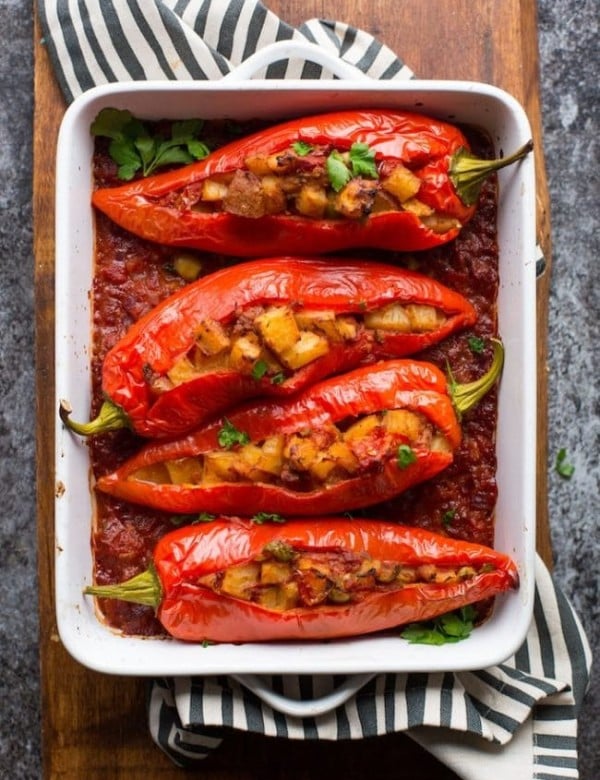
84;518;519;643
60;257;476;439
92;110;532;256
96;342;503;516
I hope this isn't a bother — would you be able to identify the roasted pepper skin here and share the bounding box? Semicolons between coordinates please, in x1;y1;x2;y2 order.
92;110;476;255
98;257;476;438
127;519;519;643
97;359;462;515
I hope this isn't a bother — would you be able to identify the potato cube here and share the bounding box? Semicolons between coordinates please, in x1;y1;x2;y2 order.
295;184;328;218
364;303;412;333
167;355;200;386
201;178;229;202
382;164;421;203
343;414;380;443
255;306;300;357
172;252;203;281
260;561;292;585
229;334;262;371
195;318;231;356
326;440;359;474
202;451;240;483
244;155;272;176
129;463;172;485
401;197;433;217
406;304;445;332
281;330;329;369
260;175;286;214
257;436;285;476
221;563;261;599
421;214;461;234
383;410;424;441
164;457;203;485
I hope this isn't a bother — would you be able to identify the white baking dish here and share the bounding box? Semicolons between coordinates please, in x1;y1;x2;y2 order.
54;45;537;695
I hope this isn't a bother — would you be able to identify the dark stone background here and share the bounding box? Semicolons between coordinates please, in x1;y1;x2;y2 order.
0;1;596;776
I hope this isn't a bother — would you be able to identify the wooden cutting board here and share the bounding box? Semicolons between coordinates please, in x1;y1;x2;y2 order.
34;1;553;777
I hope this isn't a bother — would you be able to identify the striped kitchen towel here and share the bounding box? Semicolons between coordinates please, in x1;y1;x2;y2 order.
38;2;592;778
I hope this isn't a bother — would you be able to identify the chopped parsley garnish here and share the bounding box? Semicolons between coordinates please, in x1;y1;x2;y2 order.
91;108;209;180
251;512;286;524
292;141;313;156
217;418;250;449
401;605;477;645
468;335;486;354
397;444;417;469
271;372;286;385
326;142;379;192
251;359;268;380
348;142;378;178
170;512;216;526
555;448;575;479
327;150;352;192
441;508;456;527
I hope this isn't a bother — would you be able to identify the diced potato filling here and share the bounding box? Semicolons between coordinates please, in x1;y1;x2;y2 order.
167;142;461;230
157;301;447;393
197;543;486;611
130;409;450;491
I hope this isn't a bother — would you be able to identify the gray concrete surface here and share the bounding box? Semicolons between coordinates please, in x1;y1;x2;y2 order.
0;0;596;776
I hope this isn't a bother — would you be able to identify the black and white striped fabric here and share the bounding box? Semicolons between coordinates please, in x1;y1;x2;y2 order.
38;2;591;778
38;0;412;103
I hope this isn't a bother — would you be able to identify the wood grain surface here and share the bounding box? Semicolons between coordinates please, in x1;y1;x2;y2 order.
34;1;553;777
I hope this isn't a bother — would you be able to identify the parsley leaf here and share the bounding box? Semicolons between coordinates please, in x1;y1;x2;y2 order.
170;511;216;526
555;448;575;479
271;372;286;385
217;418;250;449
251;360;268;380
468;335;486;354
292;141;313;156
397;444;417;469
252;512;286;524
349;142;378;179
401;605;476;645
91;108;210;180
441;508;456;527
327;150;352;192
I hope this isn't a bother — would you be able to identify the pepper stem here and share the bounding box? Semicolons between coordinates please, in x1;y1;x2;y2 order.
450;140;533;206
449;339;504;417
84;565;162;608
59;398;128;436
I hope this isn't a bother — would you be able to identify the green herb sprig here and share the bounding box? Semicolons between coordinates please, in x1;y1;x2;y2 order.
401;605;477;645
91;108;210;180
555;448;575;479
217;418;250;449
326;142;379;191
251;512;286;524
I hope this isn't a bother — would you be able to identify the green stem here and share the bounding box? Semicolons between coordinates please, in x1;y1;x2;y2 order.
450;140;533;206
449;339;504;417
59;398;129;436
84;566;162;608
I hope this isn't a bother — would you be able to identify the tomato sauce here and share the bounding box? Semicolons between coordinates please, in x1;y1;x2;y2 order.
89;125;498;636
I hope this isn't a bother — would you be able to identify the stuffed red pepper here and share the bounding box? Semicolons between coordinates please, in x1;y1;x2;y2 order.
95;342;503;515
84;517;519;643
60;257;477;439
92;109;532;256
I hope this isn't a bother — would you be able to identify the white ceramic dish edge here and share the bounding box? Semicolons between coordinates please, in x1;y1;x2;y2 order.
54;77;537;684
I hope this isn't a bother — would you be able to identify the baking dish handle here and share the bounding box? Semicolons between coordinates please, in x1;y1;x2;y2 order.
222;40;371;83
231;672;376;718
